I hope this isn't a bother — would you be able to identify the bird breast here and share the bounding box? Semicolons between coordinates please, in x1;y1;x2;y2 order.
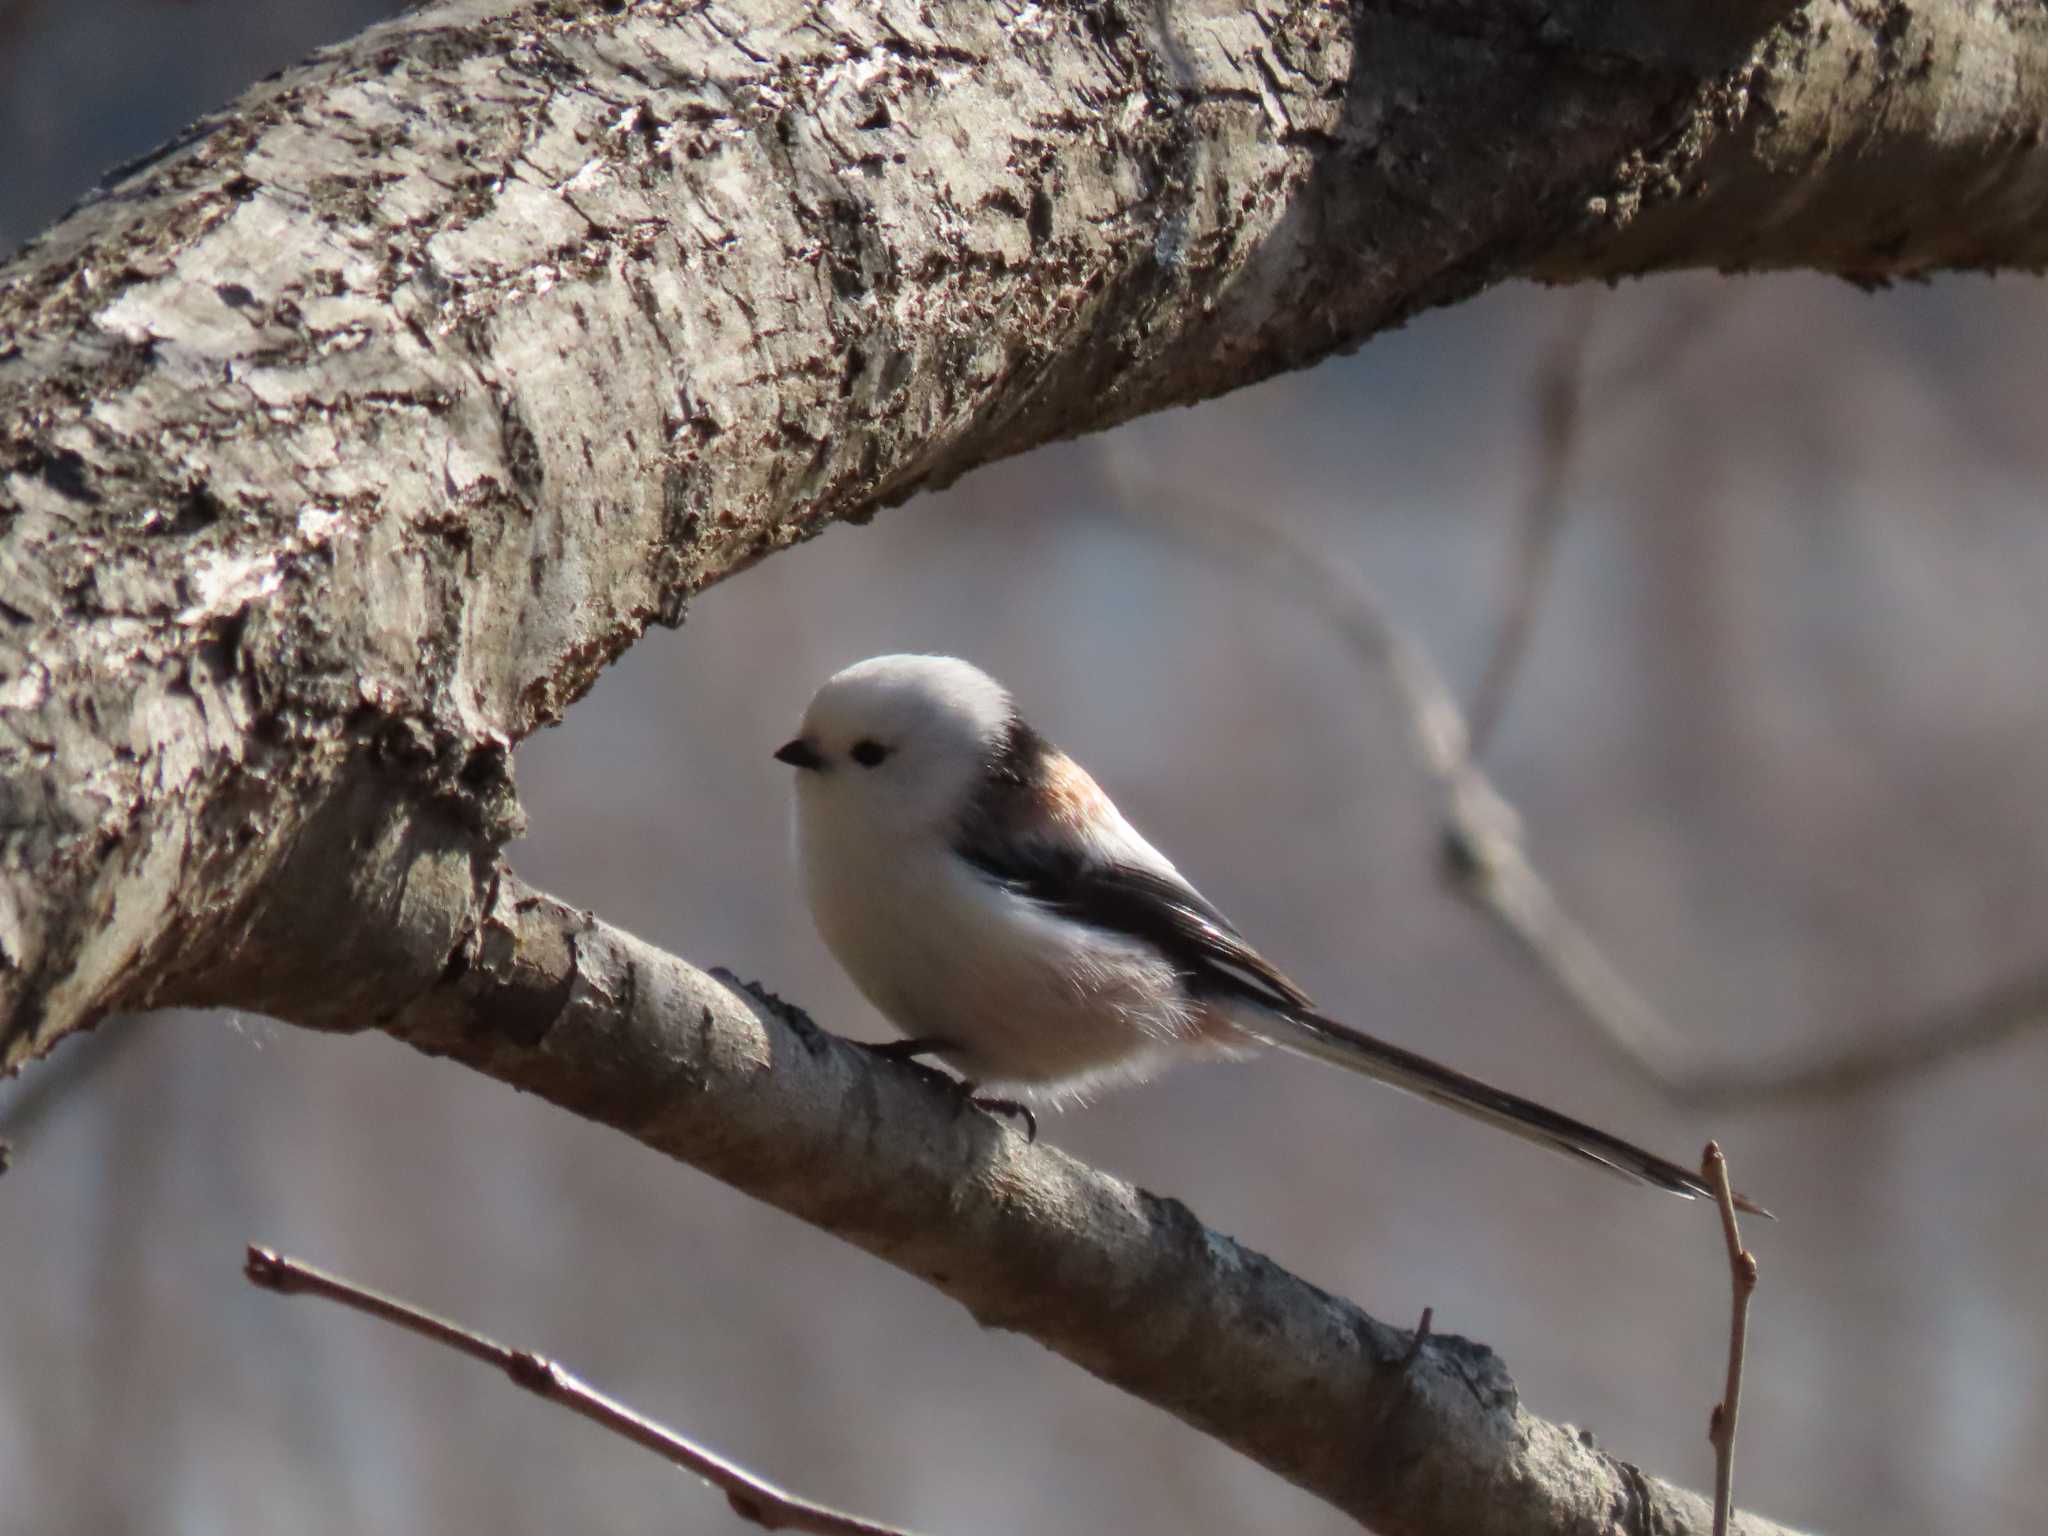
795;799;1209;1097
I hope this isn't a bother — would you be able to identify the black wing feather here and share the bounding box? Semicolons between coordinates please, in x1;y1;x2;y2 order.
956;832;1314;1014
950;744;1774;1217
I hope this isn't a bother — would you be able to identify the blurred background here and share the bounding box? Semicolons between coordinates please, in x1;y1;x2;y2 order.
4;3;2046;1533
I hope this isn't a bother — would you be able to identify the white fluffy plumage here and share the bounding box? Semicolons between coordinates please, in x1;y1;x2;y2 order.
776;654;1768;1213
782;656;1218;1104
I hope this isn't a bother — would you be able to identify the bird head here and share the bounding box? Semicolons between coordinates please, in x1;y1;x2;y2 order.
775;654;1013;837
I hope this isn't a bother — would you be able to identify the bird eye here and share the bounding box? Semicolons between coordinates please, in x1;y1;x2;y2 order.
850;739;891;768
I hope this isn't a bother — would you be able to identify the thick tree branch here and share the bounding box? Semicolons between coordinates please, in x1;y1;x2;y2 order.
9;0;2048;1068
282;860;1792;1536
1547;0;2048;282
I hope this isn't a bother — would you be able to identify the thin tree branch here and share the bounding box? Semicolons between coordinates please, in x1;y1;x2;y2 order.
1676;962;2048;1105
1466;292;1598;759
1470;283;1742;763
1102;453;2048;1107
1096;453;1702;1081
1466;284;1735;762
0;0;40;62
1701;1145;1759;1536
242;1246;924;1536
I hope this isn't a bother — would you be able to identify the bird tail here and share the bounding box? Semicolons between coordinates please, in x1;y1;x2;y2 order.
1243;1007;1772;1218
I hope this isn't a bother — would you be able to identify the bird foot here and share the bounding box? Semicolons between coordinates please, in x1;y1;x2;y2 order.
954;1081;1037;1143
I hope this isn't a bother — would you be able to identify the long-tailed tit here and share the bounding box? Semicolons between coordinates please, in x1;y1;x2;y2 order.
777;653;1765;1213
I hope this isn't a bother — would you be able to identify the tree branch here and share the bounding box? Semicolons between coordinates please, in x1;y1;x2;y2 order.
1545;0;2048;283
322;864;1799;1536
1095;454;1705;1082
1106;448;2048;1107
1676;962;2048;1105
1465;291;1597;760
1701;1146;1760;1536
243;1246;924;1536
11;0;2048;1069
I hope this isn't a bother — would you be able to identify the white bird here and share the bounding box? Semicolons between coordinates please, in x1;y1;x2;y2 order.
777;653;1766;1214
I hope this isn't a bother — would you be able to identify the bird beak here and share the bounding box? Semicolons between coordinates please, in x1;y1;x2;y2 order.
774;737;825;770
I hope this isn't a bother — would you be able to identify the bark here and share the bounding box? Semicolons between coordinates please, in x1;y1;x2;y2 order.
379;866;1804;1536
14;0;2048;1062
3;0;2038;1527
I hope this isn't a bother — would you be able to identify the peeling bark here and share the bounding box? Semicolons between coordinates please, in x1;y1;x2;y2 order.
1552;0;2048;281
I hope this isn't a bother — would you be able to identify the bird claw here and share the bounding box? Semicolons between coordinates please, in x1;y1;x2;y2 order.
953;1081;1037;1143
865;1044;1036;1139
975;1097;1038;1143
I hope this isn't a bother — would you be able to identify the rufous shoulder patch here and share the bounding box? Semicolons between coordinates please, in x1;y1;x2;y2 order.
1039;751;1117;831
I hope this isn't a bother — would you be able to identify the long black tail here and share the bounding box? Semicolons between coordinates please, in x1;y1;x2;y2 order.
1246;1007;1772;1217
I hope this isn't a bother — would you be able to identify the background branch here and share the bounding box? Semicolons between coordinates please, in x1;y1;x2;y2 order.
0;1025;126;1157
1465;283;1734;763
244;1247;922;1536
1104;451;2048;1108
1098;453;1699;1082
1677;965;2048;1105
1465;292;1598;759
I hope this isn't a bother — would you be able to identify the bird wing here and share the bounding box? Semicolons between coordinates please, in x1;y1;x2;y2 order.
952;743;1314;1014
954;736;1771;1216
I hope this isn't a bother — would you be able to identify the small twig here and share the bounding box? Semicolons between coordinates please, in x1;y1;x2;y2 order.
1365;1305;1440;1447
1701;1144;1758;1536
242;1247;924;1536
1467;292;1596;758
1403;1306;1435;1369
1468;285;1730;761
